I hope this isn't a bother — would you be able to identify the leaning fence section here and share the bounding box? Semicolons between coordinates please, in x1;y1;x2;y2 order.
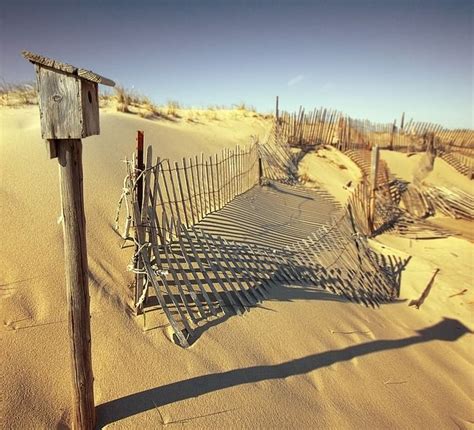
129;187;403;348
115;128;406;346
115;130;300;307
145;144;260;238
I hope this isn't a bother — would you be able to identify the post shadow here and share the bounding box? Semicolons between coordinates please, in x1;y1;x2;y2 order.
96;318;471;428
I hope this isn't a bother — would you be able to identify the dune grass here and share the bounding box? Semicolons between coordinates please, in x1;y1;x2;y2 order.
0;81;268;122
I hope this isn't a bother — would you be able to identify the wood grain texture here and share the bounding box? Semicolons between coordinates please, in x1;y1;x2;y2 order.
36;65;82;139
23;50;115;86
36;66;100;139
57;139;95;430
80;80;100;137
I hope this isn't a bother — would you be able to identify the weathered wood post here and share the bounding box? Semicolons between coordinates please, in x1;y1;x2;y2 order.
134;131;145;313
368;145;380;234
275;95;279;123
389;119;396;150
258;156;263;186
22;51;114;430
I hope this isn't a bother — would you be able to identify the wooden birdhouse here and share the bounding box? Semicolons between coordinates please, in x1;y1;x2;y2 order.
22;51;115;140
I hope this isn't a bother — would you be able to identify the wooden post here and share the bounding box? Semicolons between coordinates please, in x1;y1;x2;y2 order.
368;145;380;234
275;96;279;123
136;131;145;214
258;156;263;185
58;139;95;429
389;119;396;150
22;51;115;430
134;131;145;313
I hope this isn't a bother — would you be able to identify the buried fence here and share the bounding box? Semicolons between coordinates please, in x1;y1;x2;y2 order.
115;131;405;347
275;99;474;179
342;145;474;238
115;133;297;309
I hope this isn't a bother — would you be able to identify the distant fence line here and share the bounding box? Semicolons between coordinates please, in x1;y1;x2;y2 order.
277;106;474;150
276;105;474;179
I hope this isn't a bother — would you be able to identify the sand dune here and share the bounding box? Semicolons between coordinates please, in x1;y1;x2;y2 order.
1;106;473;429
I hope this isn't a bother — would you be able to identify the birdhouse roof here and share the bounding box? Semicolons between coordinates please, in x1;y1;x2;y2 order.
22;50;115;87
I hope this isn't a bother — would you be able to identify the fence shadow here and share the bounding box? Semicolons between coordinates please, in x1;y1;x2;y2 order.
96;317;471;428
141;222;406;346
196;182;340;248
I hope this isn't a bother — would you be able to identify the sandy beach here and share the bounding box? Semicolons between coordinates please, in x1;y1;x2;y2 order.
1;103;473;429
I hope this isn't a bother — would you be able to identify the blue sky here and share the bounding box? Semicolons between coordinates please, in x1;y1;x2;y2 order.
0;0;472;128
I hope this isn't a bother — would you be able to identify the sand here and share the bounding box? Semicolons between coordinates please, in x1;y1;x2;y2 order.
298;146;362;205
1;106;473;429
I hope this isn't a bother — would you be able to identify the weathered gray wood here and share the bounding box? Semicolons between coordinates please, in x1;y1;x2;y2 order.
36;66;82;139
368;145;380;233
57;139;95;430
165;160;182;228
188;158;200;224
145;208;191;345
138;145;153;308
215;153;222;209
205;160;213;212
151;157;165;245
80;79;100;137
23;50;117;430
165;240;208;321
161;218;199;324
174;228;219;316
23;50;115;86
209;156;217;211
182;158;197;224
175;161;190;227
35;65;100;139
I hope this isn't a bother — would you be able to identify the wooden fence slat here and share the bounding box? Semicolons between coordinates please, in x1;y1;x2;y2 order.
175;161;190;227
215;153;222;209
182;157;197;225
164;160;182;229
173;225;220;316
209;155;217;212
189;157;200;224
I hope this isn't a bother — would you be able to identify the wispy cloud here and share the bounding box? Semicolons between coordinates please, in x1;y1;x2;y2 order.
321;81;334;92
287;74;304;87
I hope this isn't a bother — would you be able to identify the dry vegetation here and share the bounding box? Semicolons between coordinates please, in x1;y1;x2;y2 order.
0;81;37;106
0;81;270;123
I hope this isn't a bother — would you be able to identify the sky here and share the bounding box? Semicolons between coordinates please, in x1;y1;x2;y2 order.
0;0;472;128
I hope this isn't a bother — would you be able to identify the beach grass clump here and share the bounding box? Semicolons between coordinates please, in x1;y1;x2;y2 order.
166;100;181;117
0;81;37;106
114;85;132;113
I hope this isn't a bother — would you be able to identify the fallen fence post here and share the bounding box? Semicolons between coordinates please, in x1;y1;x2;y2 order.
22;50;115;430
